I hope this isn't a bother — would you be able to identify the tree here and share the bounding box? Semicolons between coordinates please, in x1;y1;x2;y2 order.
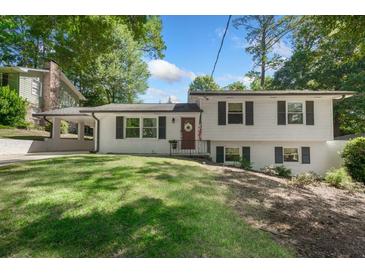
245;71;273;90
225;81;247;90
233;16;300;88
0;86;27;126
272;16;365;134
89;25;149;105
0;16;166;105
189;75;220;91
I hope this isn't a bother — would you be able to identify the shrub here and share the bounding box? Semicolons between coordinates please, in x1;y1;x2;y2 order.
0;86;27;126
324;167;353;188
239;157;253;170
45;120;69;134
291;172;321;186
261;165;292;178
342;137;365;183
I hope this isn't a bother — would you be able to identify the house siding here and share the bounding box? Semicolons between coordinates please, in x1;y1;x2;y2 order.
191;95;333;141
96;112;201;154
19;72;43;109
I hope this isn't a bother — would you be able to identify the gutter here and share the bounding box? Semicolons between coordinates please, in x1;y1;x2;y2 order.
43;116;53;139
91;112;100;153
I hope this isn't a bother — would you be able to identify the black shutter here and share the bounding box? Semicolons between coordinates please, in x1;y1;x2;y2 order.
207;140;211;154
218;101;226;125
116;116;124;139
1;73;9;86
158;116;166;139
306;101;314;125
277;101;286;125
216;146;224;163
275;147;283;163
245;101;254;125
242;147;250;162
301;147;311;164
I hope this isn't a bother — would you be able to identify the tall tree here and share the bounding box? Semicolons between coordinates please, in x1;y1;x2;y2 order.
224;81;247;91
189;75;220;91
0;16;166;105
233;16;300;88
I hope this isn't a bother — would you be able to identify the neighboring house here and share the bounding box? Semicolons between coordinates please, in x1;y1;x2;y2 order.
0;60;85;124
33;90;354;175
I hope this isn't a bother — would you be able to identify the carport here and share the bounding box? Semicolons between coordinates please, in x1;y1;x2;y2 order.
32;107;96;152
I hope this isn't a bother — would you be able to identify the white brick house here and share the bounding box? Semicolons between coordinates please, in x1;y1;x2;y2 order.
33;90;354;175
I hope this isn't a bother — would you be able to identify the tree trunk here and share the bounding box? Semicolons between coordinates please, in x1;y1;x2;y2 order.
260;23;267;89
260;60;266;88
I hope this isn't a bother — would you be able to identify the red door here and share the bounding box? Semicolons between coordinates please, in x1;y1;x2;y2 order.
181;117;195;149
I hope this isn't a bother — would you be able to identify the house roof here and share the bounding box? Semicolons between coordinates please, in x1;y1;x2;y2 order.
79;103;202;113
189;90;356;97
334;133;365;140
0;66;85;101
32;107;90;117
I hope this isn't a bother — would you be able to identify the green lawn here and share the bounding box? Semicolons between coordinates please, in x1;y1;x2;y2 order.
0;155;292;257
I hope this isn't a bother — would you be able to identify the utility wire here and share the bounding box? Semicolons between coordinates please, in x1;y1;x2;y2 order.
210;15;232;79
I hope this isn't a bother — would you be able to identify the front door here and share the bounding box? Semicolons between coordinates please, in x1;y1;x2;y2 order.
181;117;195;149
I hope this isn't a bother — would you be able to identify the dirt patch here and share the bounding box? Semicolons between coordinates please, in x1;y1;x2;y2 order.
203;164;365;257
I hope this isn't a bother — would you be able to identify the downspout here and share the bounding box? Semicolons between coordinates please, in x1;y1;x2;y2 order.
43;116;53;139
91;112;100;153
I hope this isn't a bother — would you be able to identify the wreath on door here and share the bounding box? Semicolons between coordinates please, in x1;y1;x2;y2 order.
184;122;193;132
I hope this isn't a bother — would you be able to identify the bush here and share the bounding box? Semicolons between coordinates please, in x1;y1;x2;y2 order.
45;120;69;134
0;86;27;126
291;172;321;186
261;165;292;178
342;137;365;183
324;167;353;188
239;157;253;170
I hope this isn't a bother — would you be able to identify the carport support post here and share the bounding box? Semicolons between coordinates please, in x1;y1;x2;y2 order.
52;117;61;140
78;122;85;140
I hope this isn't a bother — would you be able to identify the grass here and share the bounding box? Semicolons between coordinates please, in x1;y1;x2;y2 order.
0;155;292;257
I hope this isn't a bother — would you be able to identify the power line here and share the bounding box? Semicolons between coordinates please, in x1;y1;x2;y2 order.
210;15;232;79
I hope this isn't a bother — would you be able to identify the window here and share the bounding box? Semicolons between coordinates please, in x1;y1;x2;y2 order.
283;148;299;162
288;102;303;124
31;78;41;96
143;118;157;138
228;103;243;124
1;73;9;86
225;148;240;162
126;118;140;138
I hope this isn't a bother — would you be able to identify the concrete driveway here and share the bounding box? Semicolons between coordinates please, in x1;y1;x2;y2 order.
0;151;90;167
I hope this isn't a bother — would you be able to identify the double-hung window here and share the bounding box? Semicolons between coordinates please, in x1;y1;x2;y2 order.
126;118;140;138
287;102;303;124
283;148;299;162
228;103;243;124
225;148;240;162
142;118;157;138
31;78;41;96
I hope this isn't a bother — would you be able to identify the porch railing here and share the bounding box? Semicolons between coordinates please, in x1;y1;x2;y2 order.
169;140;210;156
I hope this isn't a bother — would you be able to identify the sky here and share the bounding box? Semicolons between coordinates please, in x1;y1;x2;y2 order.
139;16;293;103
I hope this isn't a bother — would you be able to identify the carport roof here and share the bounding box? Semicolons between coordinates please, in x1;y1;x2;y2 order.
32;107;90;117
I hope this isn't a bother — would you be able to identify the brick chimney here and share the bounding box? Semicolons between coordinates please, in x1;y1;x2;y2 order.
43;60;61;111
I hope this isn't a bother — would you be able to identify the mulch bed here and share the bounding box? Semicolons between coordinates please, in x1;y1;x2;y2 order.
203;164;365;257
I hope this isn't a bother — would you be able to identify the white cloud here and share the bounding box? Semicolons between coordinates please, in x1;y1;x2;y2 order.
272;40;292;58
231;35;248;50
162;95;180;103
148;60;196;83
143;87;183;103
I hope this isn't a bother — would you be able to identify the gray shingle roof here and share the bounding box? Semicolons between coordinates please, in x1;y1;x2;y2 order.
189;90;356;96
79;103;202;113
32;107;89;117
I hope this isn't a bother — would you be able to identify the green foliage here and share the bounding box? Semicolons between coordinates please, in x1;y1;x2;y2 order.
342;137;365;183
249;73;274;90
225;81;247;91
290;172;321;186
261;165;292;178
239;157;253;170
324;167;353;188
0;86;27;126
45;120;69;134
334;95;365;134
188;75;220;91
0;16;166;106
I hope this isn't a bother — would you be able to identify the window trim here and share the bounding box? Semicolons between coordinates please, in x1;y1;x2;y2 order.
125;117;141;139
224;147;240;162
283;147;300;162
31;78;41;96
227;102;244;124
287;101;304;125
142;117;158;139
